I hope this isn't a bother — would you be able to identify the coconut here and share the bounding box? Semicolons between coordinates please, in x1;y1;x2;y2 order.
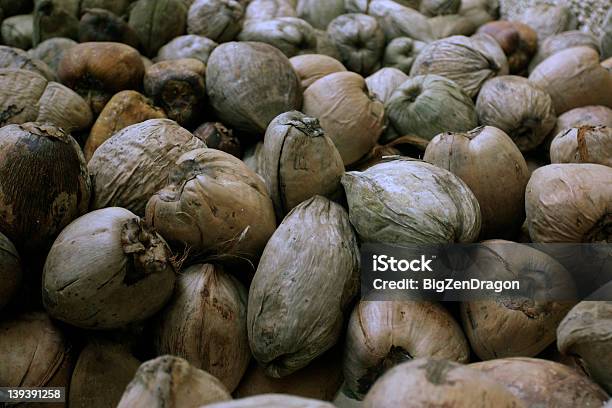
0;45;56;80
84;90;166;162
248;196;360;378
206;41;302;135
0;312;73;395
550;126;612;167
261;111;344;219
187;0;244;43
289;54;346;91
343;301;470;400
429;15;476;39
296;0;344;30
1;14;33;49
145;148;275;263
0;122;90;253
244;0;296;22
203;394;336;408
302;71;384;165
238;17;316;57
469;32;510;76
313;28;341;59
365;67;409;104
459;0;499;28
382;37;427;75
58;42;145;115
470;358;609;407
156;35;218;65
128;0;187;57
27;38;76;73
69;340;141;408
516;4;577;42
193;122;242;158
326;13;385;76
242;141;266;178
362;0;433;43
78;8;140;48
558;301;612;394
424;126;529;239
144;58;206;127
153;264;249;392
529;47;612;114
117;355;231;408
88;119;205;216
342;158;481;244
362;358;526;408
410;35;505;98
525;163;612;242
386;75;477;143
460;240;575;360
476;76;556;152
420;0;460;16
234;349;343;400
0;231;21;310
477;21;538;74
546;106;612;151
0;69;92;132
529;30;600;74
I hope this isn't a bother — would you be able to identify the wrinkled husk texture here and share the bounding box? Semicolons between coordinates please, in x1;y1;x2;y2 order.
0;231;20;310
27;37;77;72
156;35;218;65
244;0;296;22
342;158;482;244
289;53;346;90
365;67;408;104
360;0;433;43
88;119;205;216
1;14;33;49
420;0;461;16
382;37;427;75
201;394;336;408
476;21;537;74
187;0;244;43
548;105;612;151
0;45;56;80
238;17;316;57
129;0;188;57
550;126;612;167
247;196;360;378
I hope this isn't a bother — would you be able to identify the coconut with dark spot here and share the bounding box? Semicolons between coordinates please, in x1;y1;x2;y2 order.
193;122;242;158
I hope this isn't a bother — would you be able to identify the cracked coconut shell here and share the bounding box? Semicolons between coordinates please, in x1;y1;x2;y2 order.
153;263;249;392
88;119;205;216
289;54;346;91
525;163;612;243
42;207;176;329
247;196;360;378
550;126;612;167
343;301;470;400
238;17;317;58
117;355;231;408
145;148;276;264
0;231;20;310
261;111;344;219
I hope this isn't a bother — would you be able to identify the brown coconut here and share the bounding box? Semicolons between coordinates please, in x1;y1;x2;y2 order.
529;30;600;74
237;17;317;57
27;37;77;73
364;67;409;105
187;0;244;43
550;126;612;167
78;8;140;47
289;54;346;91
193;122;242;158
544;105;612;152
477;21;537;74
0;45;56;80
155;35;218;65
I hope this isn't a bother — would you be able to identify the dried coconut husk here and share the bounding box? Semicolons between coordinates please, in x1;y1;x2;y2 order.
234;348;343;400
386;74;478;142
410;35;504;98
289;54;346;91
1;14;33;49
78;8;140;48
361;0;433;42
88;119;205;216
525;163;612;243
206;41;302;135
242;141;265;177
460;240;576;360
296;0;344;30
476;76;556;152
153;264;249;392
382;37;427;75
529;30;600;74
470;357;609;407
0;312;73;408
0;45;56;80
327;13;384;76
545;106;612;152
238;17;316;57
458;0;499;28
247;196;360;378
0;122;90;253
69;340;141;408
469;32;509;76
0;69;92;132
420;0;460;16
144;58;206;127
557;301;612;394
84;90;166;162
516;4;577;42
362;358;526;408
0;231;21;310
187;0;244;43
365;67;408;104
550;126;612;167
313;28;342;59
129;0;187;57
343;301;469;400
202;394;336;408
424;126;529;239
193;122;242;158
43;207;176;329
244;0;296;22
529;47;612;115
117;355;231;408
302;71;384;166
261;111;344;219
145;148;276;264
477;21;537;74
27;37;77;73
428;15;476;39
341;158;481;244
156;35;218;65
